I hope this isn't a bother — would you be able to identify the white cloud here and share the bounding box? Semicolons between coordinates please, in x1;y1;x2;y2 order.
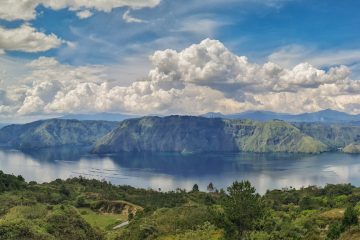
1;39;360;117
177;17;224;37
122;10;147;23
148;39;351;93
269;45;360;69
76;10;93;19
0;24;63;53
0;0;161;21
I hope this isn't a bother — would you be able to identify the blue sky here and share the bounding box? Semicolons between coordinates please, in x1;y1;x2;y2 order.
0;0;359;121
3;0;359;66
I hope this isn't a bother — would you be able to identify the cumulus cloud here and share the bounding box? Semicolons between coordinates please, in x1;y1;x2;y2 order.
122;10;147;23
0;24;64;53
0;0;161;21
148;39;352;94
1;39;360;117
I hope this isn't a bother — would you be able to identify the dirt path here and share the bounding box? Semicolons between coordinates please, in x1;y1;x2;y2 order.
113;221;129;230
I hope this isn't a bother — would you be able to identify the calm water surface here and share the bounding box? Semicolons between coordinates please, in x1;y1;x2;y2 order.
1;147;360;193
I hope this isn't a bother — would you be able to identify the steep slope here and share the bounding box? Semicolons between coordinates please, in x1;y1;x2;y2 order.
294;123;360;150
0;119;118;149
92;116;327;154
93;116;237;153
228;120;327;153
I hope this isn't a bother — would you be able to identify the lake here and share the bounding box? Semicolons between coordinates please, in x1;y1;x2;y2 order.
1;147;360;193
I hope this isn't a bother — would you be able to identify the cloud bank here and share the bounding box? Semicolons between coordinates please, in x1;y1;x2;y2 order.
1;39;360;117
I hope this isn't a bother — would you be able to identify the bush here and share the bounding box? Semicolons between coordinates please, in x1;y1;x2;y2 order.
326;223;342;240
342;206;358;229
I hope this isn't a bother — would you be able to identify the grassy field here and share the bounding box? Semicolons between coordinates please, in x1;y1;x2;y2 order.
77;207;127;230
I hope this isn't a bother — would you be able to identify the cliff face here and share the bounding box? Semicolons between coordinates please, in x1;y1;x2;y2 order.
92;116;237;153
3;116;358;154
0;119;118;149
92;116;327;154
294;123;360;150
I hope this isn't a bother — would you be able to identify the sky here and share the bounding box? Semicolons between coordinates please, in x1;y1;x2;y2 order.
0;0;360;122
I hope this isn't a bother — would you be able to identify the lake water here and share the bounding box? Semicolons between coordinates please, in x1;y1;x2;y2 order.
1;147;360;193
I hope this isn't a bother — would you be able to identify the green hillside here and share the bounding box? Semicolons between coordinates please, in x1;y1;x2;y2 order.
0;170;359;240
93;116;327;154
2;117;360;154
294;123;360;150
0;119;118;149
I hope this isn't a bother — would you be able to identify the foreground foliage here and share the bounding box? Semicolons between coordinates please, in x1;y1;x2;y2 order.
0;170;359;239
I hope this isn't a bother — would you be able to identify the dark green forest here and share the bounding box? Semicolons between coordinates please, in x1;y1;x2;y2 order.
0;170;359;240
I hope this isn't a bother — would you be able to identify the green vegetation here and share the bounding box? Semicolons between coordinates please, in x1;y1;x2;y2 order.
0;119;118;149
77;207;126;230
1;116;360;154
93;116;329;154
0;170;359;239
294;123;360;150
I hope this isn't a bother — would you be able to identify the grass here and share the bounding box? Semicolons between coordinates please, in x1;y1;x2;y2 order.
319;208;345;220
340;227;360;240
0;205;48;222
77;207;127;230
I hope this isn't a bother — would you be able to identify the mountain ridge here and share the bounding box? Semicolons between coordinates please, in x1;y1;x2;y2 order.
92;116;328;154
1;116;359;154
0;119;118;149
201;109;360;123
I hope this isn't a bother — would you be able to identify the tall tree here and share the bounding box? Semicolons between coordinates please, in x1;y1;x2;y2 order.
207;182;214;192
223;181;264;239
192;184;199;192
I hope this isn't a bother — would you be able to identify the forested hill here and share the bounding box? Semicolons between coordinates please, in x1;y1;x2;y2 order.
0;119;118;149
92;116;327;154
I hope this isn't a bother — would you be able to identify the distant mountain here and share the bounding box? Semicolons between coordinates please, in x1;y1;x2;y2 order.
2;116;360;154
0;119;118;149
59;112;139;122
92;116;327;154
202;109;360;123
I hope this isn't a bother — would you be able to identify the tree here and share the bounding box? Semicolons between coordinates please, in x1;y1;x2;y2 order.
299;196;314;210
76;196;87;207
207;182;214;192
342;205;358;229
59;185;70;197
223;181;264;239
192;184;199;192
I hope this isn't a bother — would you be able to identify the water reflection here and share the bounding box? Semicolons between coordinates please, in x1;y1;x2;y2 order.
0;147;360;193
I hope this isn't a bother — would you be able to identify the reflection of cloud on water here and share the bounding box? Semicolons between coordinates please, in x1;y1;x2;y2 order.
323;164;360;183
54;160;77;163
1;149;360;193
148;175;175;190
